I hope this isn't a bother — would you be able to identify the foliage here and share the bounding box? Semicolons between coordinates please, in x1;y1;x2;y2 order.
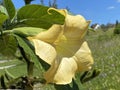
85;28;120;90
114;28;120;34
17;4;65;29
3;0;16;20
0;34;17;58
114;20;120;34
0;0;99;89
0;12;8;26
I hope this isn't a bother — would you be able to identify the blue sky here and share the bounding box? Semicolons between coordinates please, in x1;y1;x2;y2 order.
12;0;120;25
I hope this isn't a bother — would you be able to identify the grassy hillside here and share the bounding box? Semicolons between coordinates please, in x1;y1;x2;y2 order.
84;28;120;90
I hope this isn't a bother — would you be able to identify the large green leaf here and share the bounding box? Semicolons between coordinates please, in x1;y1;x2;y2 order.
0;12;8;26
17;5;65;29
12;27;46;37
14;34;44;72
0;34;17;58
3;0;16;20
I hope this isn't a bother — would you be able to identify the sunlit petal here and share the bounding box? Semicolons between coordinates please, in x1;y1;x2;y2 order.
48;8;67;16
29;24;63;44
32;39;57;64
64;14;91;40
74;41;94;71
55;37;84;58
44;57;77;84
54;14;90;60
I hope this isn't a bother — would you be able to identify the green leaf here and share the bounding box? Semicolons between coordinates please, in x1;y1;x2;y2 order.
0;5;8;15
14;34;44;72
3;0;16;20
12;27;46;37
5;69;15;81
17;5;65;29
0;12;8;26
0;34;17;58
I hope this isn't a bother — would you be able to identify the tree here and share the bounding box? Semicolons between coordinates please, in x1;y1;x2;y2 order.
49;0;57;8
115;20;119;26
24;0;34;5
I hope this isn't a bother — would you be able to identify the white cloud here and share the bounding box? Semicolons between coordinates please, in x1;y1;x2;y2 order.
107;6;115;10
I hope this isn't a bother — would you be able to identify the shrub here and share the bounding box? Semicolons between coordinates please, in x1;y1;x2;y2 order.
114;28;120;34
114;20;120;34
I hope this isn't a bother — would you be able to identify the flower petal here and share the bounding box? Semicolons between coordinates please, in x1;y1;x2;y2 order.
32;39;57;65
64;14;91;40
54;14;90;59
44;57;77;84
55;37;84;58
30;24;63;44
74;41;94;71
47;8;67;16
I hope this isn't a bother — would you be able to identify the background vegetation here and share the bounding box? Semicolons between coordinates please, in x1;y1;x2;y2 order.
84;28;120;90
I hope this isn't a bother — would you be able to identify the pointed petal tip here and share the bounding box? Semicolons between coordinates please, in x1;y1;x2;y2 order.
27;36;34;41
87;20;92;27
47;8;67;16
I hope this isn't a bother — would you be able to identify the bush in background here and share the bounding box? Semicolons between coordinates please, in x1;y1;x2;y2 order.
114;20;120;34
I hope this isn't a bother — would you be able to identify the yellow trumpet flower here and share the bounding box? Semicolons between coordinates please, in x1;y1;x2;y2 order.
28;12;94;84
